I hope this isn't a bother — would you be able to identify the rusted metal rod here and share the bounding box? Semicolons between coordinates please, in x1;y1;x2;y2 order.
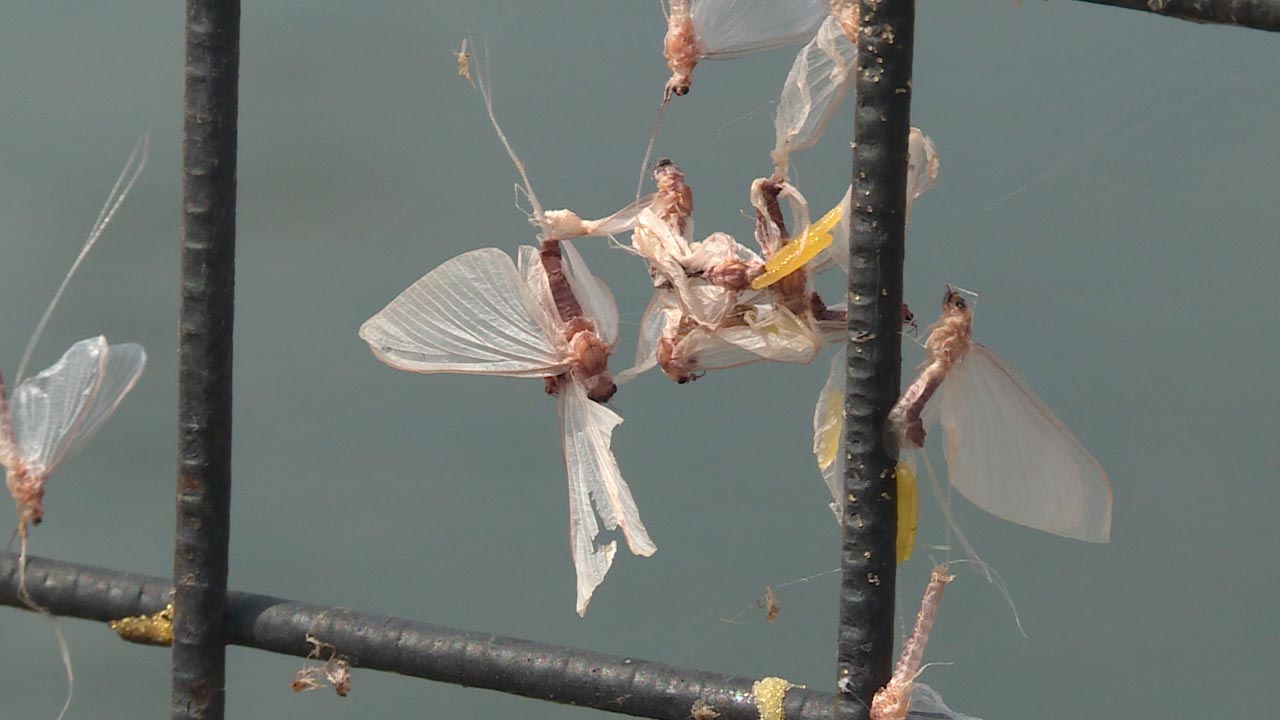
173;0;240;718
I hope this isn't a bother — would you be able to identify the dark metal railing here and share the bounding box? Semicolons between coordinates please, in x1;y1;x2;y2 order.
1;1;1276;719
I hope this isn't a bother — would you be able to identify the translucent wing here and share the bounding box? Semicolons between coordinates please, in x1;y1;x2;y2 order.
825;185;854;273
937;344;1112;543
813;348;845;518
826;130;935;273
11;337;144;475
906;684;985;720
694;0;827;58
46;342;145;468
772;15;858;173
581;192;661;238
905;128;939;226
729;305;821;363
560;379;657;616
560;240;620;348
358;248;568;377
616;292;678;385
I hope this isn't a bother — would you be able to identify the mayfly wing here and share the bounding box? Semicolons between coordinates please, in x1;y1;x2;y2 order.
615;292;676;385
559;378;656;616
772;14;858;176
729;305;820;363
822;129;936;274
693;0;828;59
905;684;985;720
937;343;1112;543
905;128;939;227
358;248;568;377
559;241;620;348
30;341;145;472
9;337;107;473
813;347;845;517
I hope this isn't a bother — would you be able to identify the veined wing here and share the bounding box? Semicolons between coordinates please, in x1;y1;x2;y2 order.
937;344;1112;543
824;129;936;273
906;684;986;720
906;128;939;226
560;240;620;348
772;15;857;171
813;348;845;517
359;248;567;377
694;0;827;58
11;337;145;475
560;379;656;616
615;292;678;385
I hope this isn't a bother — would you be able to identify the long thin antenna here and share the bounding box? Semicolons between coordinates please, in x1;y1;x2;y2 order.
635;97;669;201
14;135;149;385
469;39;548;234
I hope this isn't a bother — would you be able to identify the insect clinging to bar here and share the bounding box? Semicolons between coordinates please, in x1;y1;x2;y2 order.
888;287;1113;543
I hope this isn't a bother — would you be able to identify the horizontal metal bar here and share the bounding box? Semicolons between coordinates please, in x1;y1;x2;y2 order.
1073;0;1280;31
0;553;834;720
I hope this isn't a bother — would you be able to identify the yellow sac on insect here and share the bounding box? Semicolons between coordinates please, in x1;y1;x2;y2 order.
750;200;843;289
896;461;918;562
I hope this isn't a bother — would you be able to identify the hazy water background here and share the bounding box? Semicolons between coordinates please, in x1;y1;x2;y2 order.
0;1;1277;718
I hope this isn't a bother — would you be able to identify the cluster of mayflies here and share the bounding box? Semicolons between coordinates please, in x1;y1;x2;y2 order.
359;2;1115;716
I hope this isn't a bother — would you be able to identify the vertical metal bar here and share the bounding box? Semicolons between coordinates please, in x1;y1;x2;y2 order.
172;1;240;718
837;1;915;719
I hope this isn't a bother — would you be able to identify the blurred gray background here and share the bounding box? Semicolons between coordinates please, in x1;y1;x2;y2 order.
1;1;1276;718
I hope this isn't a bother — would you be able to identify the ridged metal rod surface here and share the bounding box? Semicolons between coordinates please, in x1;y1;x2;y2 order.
1073;0;1280;31
1;554;835;720
838;1;915;719
174;1;240;718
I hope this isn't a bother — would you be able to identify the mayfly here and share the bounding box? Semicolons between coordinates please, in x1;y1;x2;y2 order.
887;288;1112;543
359;54;655;615
4;136;149;544
455;38;475;88
2;137;149;720
662;0;829;100
637;0;831;197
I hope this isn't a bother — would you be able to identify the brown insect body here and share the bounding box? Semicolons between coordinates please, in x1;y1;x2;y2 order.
887;290;972;448
663;1;699;99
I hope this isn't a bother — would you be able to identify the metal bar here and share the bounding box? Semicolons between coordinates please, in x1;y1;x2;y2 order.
174;1;240;718
1;553;834;720
1072;0;1280;32
839;1;916;719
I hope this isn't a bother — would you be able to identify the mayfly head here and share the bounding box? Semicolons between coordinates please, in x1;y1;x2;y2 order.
941;286;972;318
583;375;618;403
